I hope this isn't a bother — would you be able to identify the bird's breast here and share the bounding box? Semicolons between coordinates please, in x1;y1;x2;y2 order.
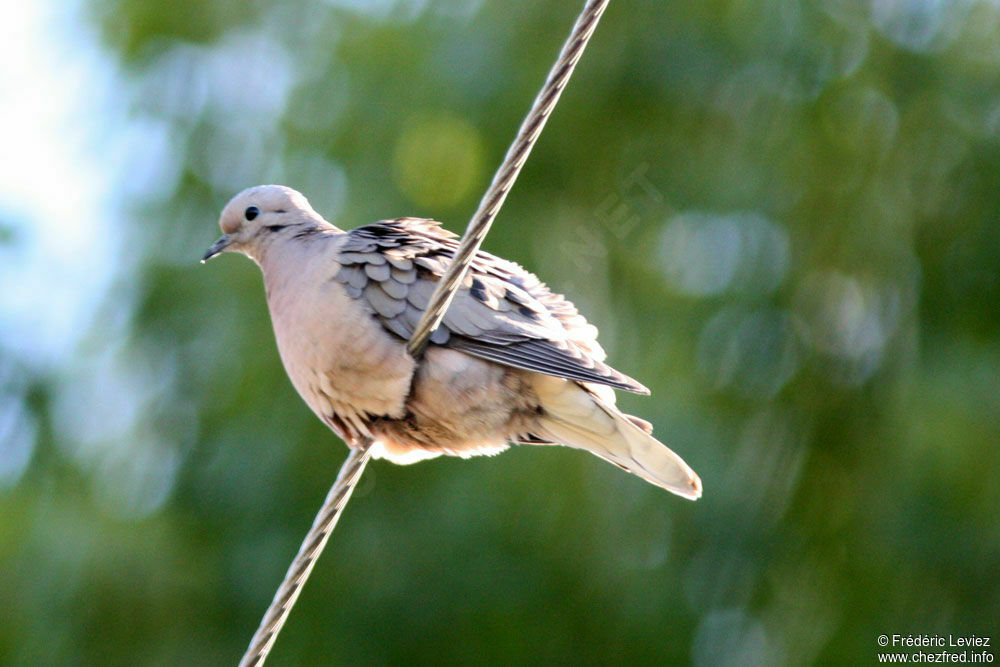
265;266;416;432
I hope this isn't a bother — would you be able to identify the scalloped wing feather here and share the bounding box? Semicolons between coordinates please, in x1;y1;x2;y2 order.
334;218;649;394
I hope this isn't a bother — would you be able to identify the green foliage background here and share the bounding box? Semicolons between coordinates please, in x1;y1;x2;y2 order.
2;0;999;664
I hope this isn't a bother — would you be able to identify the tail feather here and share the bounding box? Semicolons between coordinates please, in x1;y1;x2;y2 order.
626;415;654;434
533;379;702;500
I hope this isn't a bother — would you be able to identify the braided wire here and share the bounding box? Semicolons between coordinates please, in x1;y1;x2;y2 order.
407;0;611;356
240;1;611;663
239;442;372;667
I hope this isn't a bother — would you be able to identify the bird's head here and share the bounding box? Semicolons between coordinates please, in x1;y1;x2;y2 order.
202;184;324;263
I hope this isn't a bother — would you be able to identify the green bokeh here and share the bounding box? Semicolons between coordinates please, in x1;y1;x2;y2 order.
3;0;999;664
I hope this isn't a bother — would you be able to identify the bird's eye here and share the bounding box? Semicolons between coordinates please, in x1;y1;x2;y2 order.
244;206;260;221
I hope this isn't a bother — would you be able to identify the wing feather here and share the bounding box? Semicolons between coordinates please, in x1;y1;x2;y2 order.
334;218;648;394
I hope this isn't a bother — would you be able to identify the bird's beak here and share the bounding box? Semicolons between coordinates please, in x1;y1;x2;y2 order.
202;234;234;263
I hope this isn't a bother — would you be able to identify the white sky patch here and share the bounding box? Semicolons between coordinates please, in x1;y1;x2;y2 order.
0;0;184;514
0;0;121;367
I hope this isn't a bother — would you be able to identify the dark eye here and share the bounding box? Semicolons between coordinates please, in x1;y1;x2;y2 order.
244;206;260;221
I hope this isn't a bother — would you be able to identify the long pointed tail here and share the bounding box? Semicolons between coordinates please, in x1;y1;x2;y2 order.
533;378;702;500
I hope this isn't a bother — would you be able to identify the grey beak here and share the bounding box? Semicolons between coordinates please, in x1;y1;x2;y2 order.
202;234;234;263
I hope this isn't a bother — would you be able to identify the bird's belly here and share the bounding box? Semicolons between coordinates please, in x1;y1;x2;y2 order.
369;347;541;458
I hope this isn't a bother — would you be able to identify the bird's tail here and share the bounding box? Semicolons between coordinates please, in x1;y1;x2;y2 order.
533;377;702;500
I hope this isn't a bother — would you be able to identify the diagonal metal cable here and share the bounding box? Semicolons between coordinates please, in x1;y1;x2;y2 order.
240;0;611;664
240;440;372;667
407;0;611;357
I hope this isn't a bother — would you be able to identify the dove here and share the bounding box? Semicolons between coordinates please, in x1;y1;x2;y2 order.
203;185;702;499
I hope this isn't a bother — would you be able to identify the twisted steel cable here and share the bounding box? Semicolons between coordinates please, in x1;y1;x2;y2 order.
407;0;611;356
241;1;611;663
239;441;372;667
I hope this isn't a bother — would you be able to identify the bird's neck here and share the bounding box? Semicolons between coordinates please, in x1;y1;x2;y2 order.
255;225;342;296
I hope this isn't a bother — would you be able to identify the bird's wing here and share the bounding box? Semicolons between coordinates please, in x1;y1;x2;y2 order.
334;218;649;394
